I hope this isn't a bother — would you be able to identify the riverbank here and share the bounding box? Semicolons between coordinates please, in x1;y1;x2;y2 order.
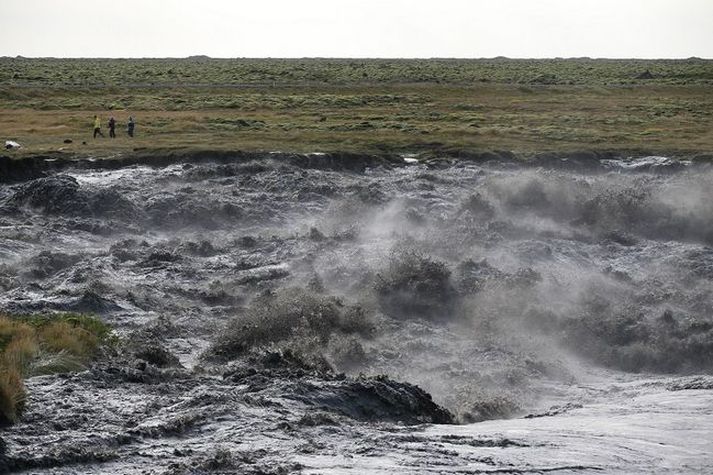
3;147;712;185
2;59;713;158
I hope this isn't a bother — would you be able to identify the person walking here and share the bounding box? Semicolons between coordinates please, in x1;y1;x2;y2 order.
93;115;104;138
127;116;135;137
108;116;116;138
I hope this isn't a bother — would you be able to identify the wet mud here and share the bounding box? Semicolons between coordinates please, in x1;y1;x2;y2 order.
1;153;713;473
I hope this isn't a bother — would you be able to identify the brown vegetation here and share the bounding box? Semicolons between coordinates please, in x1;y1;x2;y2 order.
0;313;111;425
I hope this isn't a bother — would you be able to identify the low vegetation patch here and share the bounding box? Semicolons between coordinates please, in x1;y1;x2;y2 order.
0;313;112;425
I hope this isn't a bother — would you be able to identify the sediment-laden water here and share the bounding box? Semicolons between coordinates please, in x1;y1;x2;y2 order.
1;154;712;474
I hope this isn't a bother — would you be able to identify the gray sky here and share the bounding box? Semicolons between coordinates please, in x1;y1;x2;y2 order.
1;0;711;58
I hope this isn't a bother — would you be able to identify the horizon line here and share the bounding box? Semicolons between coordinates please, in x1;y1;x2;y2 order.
2;55;713;61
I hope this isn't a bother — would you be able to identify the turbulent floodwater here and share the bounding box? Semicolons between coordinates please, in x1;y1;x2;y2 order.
1;154;712;474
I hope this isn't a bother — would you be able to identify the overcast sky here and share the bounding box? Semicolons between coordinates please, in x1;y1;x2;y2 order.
1;0;711;58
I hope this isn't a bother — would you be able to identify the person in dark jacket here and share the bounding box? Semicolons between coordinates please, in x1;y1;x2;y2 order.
108;116;116;138
127;116;135;137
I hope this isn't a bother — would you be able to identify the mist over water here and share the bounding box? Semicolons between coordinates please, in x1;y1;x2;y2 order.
1;155;712;473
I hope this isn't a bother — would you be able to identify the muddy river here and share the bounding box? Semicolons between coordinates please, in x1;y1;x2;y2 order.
1;153;712;473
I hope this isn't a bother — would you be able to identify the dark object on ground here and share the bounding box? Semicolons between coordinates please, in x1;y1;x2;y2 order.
224;349;454;424
637;70;655;80
63;139;72;144
303;375;454;424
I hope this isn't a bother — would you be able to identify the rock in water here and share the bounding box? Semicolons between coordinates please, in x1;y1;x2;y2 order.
10;175;89;214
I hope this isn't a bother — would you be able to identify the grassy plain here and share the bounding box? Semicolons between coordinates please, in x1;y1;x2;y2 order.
1;57;712;157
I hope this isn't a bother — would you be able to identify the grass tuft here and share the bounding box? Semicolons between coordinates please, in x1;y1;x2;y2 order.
0;367;26;424
0;313;112;425
1;336;39;373
39;321;98;359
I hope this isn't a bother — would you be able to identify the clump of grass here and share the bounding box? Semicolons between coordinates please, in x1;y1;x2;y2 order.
1;336;39;373
39;321;99;357
0;367;26;425
0;313;112;425
0;318;35;351
0;318;36;425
